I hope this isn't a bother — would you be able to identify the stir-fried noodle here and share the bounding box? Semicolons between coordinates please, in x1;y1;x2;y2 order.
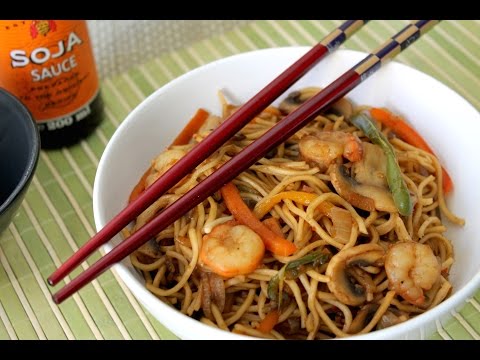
124;88;464;339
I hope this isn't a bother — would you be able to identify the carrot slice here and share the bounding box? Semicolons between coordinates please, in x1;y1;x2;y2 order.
171;108;210;146
262;217;284;237
257;309;280;333
370;107;453;194
128;166;153;203
220;182;297;257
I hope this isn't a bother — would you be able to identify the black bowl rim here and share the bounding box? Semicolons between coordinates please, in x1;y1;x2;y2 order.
0;88;41;215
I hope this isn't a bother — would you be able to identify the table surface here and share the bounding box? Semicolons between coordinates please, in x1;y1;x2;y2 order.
0;20;479;340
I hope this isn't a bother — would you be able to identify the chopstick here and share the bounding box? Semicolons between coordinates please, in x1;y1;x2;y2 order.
47;20;367;287
51;20;439;304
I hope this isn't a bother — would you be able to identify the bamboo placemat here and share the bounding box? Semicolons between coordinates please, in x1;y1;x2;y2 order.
0;20;479;340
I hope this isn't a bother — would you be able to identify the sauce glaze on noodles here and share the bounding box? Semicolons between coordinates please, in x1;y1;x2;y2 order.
124;89;464;339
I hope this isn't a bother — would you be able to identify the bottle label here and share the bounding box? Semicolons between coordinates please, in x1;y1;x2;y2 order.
0;20;100;126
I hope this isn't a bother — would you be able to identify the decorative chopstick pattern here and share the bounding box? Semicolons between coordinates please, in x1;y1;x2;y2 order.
355;20;440;81
320;20;367;52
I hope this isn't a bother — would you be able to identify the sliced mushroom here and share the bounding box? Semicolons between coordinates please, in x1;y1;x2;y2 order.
329;97;353;120
330;163;397;213
326;243;385;306
346;246;385;268
352;142;388;188
299;132;362;171
279;87;353;119
136;239;162;264
279;87;320;114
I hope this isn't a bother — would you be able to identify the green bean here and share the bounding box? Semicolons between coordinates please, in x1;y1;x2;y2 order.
284;251;330;279
350;113;413;216
267;251;330;306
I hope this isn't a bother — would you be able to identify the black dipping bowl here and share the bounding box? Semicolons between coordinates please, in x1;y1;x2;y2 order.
0;88;40;234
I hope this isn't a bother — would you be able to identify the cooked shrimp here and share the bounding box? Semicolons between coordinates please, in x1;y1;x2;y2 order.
385;242;440;306
299;131;363;171
200;221;265;278
145;148;187;188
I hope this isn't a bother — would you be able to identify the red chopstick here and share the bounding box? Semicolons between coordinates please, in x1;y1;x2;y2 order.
47;20;367;287
50;20;438;304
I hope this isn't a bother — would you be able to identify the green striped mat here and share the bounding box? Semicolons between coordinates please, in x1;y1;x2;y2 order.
0;20;479;340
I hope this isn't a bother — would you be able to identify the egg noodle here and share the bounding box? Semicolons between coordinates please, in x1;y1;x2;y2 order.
123;88;464;339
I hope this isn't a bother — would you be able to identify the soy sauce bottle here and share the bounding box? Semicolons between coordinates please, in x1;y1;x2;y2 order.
0;20;104;148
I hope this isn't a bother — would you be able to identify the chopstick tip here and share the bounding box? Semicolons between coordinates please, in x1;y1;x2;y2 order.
52;293;61;304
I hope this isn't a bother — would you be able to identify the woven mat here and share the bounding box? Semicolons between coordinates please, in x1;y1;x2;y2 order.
0;20;479;340
87;20;253;79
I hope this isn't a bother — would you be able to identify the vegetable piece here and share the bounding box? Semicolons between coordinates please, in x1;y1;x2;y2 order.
329;97;354;120
257;309;280;333
350;113;413;216
200;222;265;278
279;87;320;114
326;243;385;306
329;206;354;244
330;163;397;213
283;251;330;279
171;108;210;146
267;266;286;304
370;107;453;194
255;191;353;244
129;166;153;203
268;250;330;306
254;191;341;219
279;87;354;120
351;142;388;188
220;182;297;256
138;239;161;258
370;108;432;151
262;217;284;237
255;191;317;219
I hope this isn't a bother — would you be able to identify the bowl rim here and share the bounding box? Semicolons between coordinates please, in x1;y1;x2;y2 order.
94;46;480;339
0;88;41;215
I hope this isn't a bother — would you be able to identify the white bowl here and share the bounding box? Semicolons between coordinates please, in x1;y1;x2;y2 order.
93;47;480;340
